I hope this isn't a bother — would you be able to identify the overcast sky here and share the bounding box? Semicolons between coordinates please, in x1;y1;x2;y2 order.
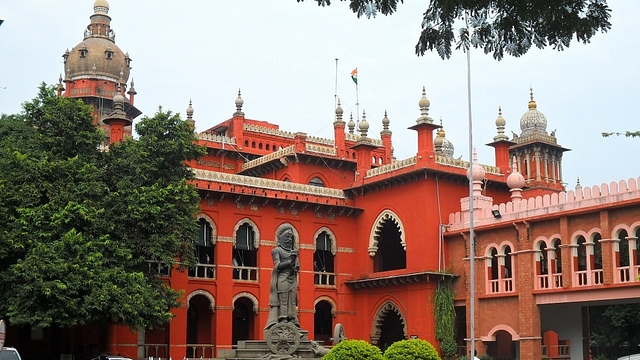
1;1;638;190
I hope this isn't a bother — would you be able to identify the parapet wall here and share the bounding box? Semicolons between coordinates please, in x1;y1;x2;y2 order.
448;177;640;231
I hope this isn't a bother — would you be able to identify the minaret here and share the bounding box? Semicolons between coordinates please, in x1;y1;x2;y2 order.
409;86;440;165
508;88;569;196
487;107;515;174
61;0;141;139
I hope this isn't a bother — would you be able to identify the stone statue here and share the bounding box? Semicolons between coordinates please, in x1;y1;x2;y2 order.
265;227;300;330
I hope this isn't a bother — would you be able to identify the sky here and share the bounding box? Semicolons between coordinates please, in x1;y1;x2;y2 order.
1;1;638;190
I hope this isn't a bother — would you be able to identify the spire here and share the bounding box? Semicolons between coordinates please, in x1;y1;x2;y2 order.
575;177;582;191
348;113;355;134
186;99;195;131
358;110;369;137
416;86;434;124
507;156;525;200
334;98;344;125
380;110;391;134
88;0;114;41
466;148;486;196
528;86;537;110
493;106;509;141
234;89;244;117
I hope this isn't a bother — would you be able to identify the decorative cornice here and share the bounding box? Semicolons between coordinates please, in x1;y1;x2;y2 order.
435;155;501;175
345;271;456;289
306;143;337;156
366;156;416;178
194;168;347;199
345;132;383;146
241;145;296;171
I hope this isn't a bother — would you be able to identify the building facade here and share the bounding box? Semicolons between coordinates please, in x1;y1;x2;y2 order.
5;2;640;360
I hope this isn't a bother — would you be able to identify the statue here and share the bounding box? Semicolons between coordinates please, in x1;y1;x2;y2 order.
265;227;300;330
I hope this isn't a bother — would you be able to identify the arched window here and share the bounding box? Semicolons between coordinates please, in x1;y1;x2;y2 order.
265;144;270;151
309;177;325;187
618;230;630;267
189;218;215;279
539;242;548;275
314;300;333;343
576;235;587;271
251;141;256;148
552;238;562;273
593;233;603;270
314;231;335;286
244;140;249;147
233;223;258;280
258;142;263;150
490;248;499;280
373;218;406;272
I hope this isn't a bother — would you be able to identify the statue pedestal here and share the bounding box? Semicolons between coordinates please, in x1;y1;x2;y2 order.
216;327;324;359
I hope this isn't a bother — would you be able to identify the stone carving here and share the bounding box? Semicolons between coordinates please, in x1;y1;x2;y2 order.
265;226;300;330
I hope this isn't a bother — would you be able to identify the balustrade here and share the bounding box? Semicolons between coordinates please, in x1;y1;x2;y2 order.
188;263;216;279
314;272;336;286
233;265;258;281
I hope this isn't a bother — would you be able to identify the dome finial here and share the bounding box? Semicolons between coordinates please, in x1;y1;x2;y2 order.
528;87;537;110
348;113;355;134
575;177;582;191
507;156;525;199
381;110;390;131
359;110;369;137
234;89;244;116
416;86;433;124
186;99;194;119
493;106;508;141
334;98;344;124
466;148;486;195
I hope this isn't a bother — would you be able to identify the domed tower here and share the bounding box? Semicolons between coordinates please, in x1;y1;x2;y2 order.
509;88;569;195
61;0;141;142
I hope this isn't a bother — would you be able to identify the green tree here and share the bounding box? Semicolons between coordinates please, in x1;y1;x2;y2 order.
383;339;441;360
589;304;640;358
298;0;612;60
434;279;457;359
323;339;384;360
0;84;205;329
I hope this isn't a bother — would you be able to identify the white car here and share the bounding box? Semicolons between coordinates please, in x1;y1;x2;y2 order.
618;355;640;360
0;347;22;360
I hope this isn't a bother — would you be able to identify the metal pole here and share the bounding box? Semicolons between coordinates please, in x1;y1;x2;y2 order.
464;10;476;358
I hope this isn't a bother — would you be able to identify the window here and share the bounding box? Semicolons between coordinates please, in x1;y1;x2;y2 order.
233;223;258;280
373;218;406;272
314;231;335;286
539;242;548;275
189;218;215;279
309;176;325;187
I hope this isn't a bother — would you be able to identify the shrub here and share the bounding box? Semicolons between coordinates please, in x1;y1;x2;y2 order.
383;339;442;360
322;339;384;360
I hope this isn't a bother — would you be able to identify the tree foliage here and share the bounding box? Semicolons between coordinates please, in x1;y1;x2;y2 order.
434;278;457;358
0;84;205;329
323;339;384;360
383;339;441;360
589;304;640;358
601;131;640;138
298;0;612;60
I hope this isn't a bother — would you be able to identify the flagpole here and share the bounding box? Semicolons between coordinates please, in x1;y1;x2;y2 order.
351;68;360;122
334;58;339;109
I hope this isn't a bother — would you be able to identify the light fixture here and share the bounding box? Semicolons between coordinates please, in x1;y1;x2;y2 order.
492;209;502;219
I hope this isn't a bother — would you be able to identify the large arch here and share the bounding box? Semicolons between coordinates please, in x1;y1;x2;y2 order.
482;324;520;341
187;289;215;313
370;300;408;348
232;292;259;314
368;209;406;257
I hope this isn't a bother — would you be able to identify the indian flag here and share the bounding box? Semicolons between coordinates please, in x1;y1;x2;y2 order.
351;68;358;85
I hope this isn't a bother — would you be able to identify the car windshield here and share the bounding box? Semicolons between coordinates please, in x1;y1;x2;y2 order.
0;349;20;360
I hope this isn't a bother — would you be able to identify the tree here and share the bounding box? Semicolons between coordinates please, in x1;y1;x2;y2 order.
298;0;612;60
589;304;640;358
0;84;205;329
601;131;640;138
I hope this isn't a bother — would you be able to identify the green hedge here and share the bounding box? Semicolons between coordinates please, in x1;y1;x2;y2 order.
323;339;384;360
383;339;442;360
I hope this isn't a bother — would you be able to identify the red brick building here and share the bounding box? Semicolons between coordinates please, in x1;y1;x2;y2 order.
7;2;640;360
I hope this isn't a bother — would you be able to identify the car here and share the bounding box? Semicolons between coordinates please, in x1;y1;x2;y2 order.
89;354;132;360
0;347;22;360
618;354;640;360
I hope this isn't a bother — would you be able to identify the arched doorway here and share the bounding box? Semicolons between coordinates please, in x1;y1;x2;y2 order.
314;300;333;344
371;302;407;351
486;330;518;360
186;292;214;358
232;297;256;345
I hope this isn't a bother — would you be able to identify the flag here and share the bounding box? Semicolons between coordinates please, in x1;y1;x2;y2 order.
351;68;358;85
